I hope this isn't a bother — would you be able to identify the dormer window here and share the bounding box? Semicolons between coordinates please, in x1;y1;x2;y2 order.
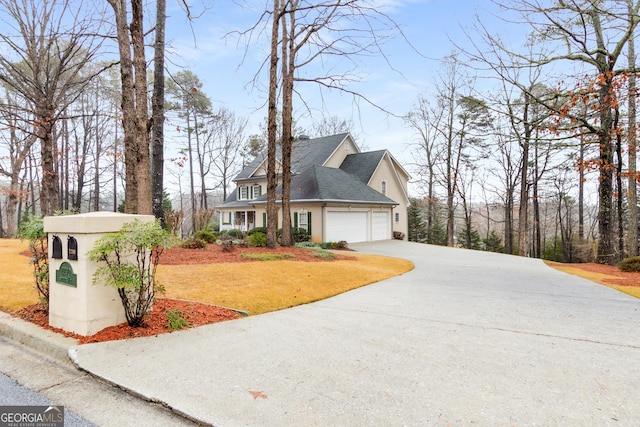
238;186;249;200
238;184;262;200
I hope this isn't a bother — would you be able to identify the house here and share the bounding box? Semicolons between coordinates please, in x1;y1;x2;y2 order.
218;133;410;243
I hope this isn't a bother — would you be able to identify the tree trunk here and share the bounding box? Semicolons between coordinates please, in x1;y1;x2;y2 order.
628;7;638;256
152;0;166;224
279;6;295;247
596;78;615;264
109;0;138;214
131;0;152;215
517;91;531;257
266;0;281;249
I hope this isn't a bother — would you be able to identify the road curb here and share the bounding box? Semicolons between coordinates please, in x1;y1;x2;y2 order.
0;311;77;363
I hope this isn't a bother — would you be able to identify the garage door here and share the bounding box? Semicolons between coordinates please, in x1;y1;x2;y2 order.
372;211;390;241
326;211;368;243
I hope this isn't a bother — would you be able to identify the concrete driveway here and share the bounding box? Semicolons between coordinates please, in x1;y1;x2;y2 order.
70;241;640;426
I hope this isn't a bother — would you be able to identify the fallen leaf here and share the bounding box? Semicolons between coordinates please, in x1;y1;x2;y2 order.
249;390;267;400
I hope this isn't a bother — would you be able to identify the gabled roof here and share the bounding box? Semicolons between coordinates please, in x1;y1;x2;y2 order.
233;133;351;182
270;166;396;205
291;133;350;173
339;150;386;184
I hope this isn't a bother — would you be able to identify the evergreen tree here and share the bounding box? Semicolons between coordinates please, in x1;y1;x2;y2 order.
408;199;428;242
458;227;481;250
483;230;504;253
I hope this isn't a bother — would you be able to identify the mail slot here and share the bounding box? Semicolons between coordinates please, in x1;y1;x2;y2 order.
67;236;78;260
52;235;63;259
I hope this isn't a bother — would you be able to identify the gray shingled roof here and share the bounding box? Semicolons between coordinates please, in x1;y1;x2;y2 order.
339;150;386;184
233;133;349;181
242;166;395;205
221;133;396;208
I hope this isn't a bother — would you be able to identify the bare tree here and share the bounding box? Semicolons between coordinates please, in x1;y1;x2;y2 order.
257;0;415;246
0;0;105;215
469;0;640;264
405;95;445;244
204;108;248;201
0;86;37;235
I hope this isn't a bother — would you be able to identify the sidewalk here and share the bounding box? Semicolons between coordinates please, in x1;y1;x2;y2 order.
3;240;640;425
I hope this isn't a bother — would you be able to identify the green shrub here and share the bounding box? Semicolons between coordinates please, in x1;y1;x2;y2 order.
248;227;267;235
330;240;348;250
88;220;173;327
181;237;207;249
618;256;640;272
248;232;267;247
17;215;49;311
166;309;190;330
276;227;310;243
193;229;217;244
240;253;295;261
222;229;244;239
295;241;320;248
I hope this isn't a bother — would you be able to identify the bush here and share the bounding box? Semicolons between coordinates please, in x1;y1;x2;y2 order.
331;240;349;250
166;309;190;330
220;240;235;252
276;227;310;243
618;256;640;272
221;229;244;239
248;227;267;236
181;237;207;249
193;229;217;244
17;215;49;311
88;220;173;327
248;232;267;247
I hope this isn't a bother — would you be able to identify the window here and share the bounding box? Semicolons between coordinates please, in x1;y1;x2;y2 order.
252;185;262;198
298;212;308;231
222;212;232;225
395;212;400;223
381;180;387;196
294;211;311;233
238;186;248;200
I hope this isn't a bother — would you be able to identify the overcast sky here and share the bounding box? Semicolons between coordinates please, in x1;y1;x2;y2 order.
165;2;519;151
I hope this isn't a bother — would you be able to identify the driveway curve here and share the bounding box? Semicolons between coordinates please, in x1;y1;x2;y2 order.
70;241;640;426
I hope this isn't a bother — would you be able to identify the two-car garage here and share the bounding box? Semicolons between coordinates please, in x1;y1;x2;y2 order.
325;209;391;243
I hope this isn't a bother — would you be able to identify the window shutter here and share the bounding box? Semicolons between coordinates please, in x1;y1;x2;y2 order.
250;186;253;199
307;212;312;234
263;212;267;227
294;212;298;228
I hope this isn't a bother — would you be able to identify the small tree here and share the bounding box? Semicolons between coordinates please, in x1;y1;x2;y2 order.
17;215;49;312
407;199;428;243
483;230;504;253
88;220;173;327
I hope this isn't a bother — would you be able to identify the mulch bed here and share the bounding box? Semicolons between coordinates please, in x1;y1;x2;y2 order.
12;244;353;344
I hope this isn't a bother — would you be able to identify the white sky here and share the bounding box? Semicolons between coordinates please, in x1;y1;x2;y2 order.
161;0;516;173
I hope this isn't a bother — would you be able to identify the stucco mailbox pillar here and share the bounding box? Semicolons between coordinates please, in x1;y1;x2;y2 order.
43;212;155;336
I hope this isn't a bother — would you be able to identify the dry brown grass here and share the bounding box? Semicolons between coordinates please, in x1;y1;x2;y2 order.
0;238;414;316
157;254;414;315
0;239;39;312
546;261;640;299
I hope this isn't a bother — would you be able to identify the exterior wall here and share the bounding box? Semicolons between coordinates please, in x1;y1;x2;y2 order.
368;154;409;240
323;135;358;168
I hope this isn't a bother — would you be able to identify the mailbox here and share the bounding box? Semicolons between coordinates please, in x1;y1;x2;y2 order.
67;236;78;260
52;235;63;259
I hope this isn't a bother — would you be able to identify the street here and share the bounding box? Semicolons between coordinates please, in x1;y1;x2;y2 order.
0;337;195;427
